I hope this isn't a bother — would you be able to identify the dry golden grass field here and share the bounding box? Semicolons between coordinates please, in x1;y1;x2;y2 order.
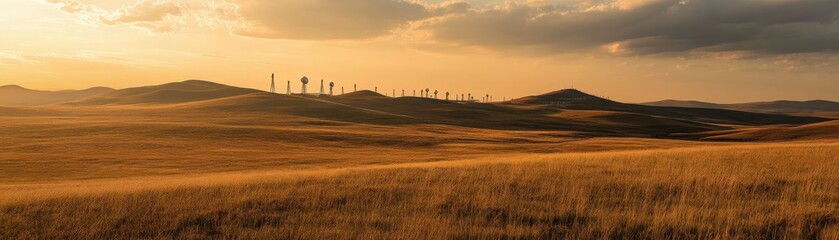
1;81;838;239
2;142;837;239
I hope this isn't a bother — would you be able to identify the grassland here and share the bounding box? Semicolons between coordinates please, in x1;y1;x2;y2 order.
1;141;837;239
2;82;838;239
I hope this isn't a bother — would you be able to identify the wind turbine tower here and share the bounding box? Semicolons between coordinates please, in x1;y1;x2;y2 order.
269;73;276;93
301;76;309;94
286;80;291;95
319;79;325;95
329;82;335;96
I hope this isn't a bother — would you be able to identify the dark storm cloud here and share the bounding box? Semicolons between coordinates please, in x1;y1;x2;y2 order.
234;0;470;40
426;0;839;55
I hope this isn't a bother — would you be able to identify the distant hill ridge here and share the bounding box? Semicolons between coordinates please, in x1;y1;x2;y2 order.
67;80;261;105
0;80;834;140
512;89;614;105
0;85;114;106
337;90;386;98
645;99;839;117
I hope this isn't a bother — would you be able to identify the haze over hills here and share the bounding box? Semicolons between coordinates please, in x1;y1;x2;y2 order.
0;85;114;106
1;80;834;141
644;99;839;118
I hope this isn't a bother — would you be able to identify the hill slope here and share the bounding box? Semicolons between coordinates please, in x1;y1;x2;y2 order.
511;89;826;126
0;85;114;106
645;99;839;117
68;80;260;105
512;89;617;106
3;81;832;141
705;120;839;141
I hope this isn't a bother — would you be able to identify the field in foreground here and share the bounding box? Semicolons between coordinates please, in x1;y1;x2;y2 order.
1;81;838;239
2;142;838;239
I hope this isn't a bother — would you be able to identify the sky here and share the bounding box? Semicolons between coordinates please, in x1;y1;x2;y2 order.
0;0;837;103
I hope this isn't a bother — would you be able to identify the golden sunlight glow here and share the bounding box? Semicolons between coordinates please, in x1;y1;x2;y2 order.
1;0;837;103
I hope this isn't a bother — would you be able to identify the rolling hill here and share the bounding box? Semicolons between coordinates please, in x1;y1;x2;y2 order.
510;89;826;126
704;120;839;141
0;85;113;106
66;80;261;105
54;82;718;137
644;99;839;118
2;80;833;141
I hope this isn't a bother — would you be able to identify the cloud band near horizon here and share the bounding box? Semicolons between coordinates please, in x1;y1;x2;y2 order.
44;0;839;57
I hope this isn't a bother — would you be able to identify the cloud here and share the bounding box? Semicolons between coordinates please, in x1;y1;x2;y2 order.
42;0;839;57
45;0;90;14
45;0;187;32
424;0;839;56
232;0;469;40
100;0;183;24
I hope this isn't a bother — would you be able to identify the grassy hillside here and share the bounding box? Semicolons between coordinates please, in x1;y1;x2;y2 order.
0;103;716;183
67;80;261;105
1;142;837;239
0;85;113;106
645;99;839;118
4;80;820;138
706;120;839;141
2;80;837;238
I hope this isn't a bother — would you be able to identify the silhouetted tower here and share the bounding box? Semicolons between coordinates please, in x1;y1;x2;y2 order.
319;79;325;95
393;89;395;97
301;76;309;94
402;90;405;97
461;94;464;102
375;86;378;93
486;94;490;103
434;90;438;99
269;73;276;93
425;88;430;98
341;86;344;95
329;82;335;96
286;80;291;95
446;92;450;101
354;84;357;92
468;93;471;102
